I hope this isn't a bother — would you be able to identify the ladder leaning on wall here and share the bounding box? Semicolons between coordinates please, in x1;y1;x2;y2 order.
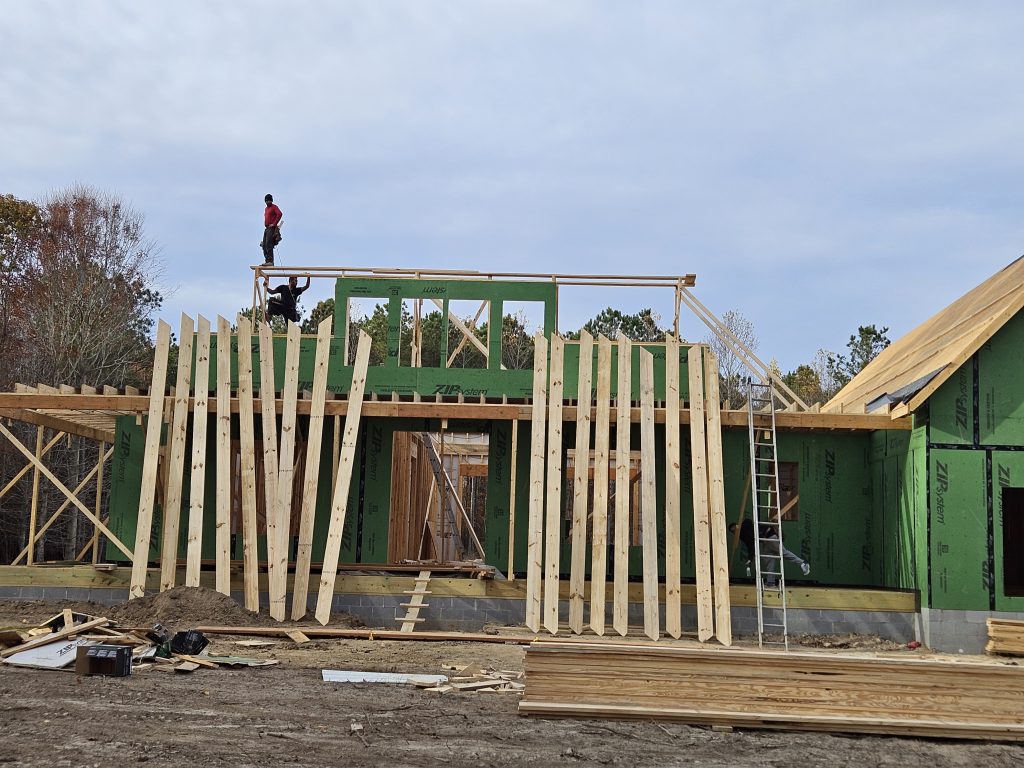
746;381;789;650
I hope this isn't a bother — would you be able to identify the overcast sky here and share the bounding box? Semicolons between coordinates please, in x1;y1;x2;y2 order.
3;2;1022;371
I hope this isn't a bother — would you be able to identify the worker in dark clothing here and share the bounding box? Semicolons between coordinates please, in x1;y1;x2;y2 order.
729;519;810;587
264;276;309;324
261;194;283;266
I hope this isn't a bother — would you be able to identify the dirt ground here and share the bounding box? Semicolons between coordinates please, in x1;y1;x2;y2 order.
2;593;1023;768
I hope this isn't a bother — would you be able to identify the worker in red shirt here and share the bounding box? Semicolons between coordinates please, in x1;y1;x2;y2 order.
261;193;283;265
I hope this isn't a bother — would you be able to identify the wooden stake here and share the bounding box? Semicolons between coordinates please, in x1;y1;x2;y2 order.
160;313;194;591
589;335;612;636
270;321;301;621
687;345;713;641
236;316;260;611
543;334;565;635
291;316;333;619
568;331;593;634
664;334;682;638
639;348;659;641
525;332;548;633
315;331;372;625
129;319;172;599
613;336;632;637
184;316;211;587
704;350;732;646
215;316;232;596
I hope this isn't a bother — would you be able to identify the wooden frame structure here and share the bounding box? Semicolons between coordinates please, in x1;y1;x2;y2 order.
0;267;913;639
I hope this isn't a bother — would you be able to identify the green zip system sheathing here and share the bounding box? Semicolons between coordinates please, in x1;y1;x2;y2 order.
916;310;1024;612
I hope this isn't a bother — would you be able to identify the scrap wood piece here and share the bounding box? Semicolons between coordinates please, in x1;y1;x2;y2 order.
174;661;200;673
0;616;109;659
174;653;218;669
286;630;310;645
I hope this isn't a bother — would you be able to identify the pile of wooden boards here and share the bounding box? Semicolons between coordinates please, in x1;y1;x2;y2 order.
518;640;1024;741
987;617;1024;656
525;333;731;644
128;314;373;626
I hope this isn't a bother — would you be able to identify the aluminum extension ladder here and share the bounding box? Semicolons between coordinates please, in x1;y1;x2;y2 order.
747;381;789;650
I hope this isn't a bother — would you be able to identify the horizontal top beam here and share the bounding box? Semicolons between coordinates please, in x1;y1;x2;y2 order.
252;264;696;288
0;393;909;431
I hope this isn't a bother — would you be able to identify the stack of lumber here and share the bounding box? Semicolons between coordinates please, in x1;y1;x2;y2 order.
987;617;1024;656
518;640;1024;741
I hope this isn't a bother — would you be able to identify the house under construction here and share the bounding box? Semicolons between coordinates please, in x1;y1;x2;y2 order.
1;259;1022;652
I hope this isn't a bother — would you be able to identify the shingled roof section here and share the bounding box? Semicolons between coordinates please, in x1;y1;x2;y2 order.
824;255;1024;417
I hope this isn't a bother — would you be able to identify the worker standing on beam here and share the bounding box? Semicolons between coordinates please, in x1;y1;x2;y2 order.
261;193;283;266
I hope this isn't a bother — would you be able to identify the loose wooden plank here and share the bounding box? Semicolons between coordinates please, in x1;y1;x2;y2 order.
215;316;233;596
184;316;211;588
257;321;280;598
613;336;632;636
314;331;372;625
703;349;732;646
589;334;612;636
664;334;682;638
129;319;172;599
525;332;548;633
195;625;534;644
286;629;311;644
687;345;713;641
159;313;195;592
638;348;659;641
270;321;301;621
236;316;260;611
568;331;594;634
543;333;565;635
1;616;109;659
291;316;333;619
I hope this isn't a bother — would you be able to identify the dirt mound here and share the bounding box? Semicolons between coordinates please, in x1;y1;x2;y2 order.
795;632;907;651
106;586;264;629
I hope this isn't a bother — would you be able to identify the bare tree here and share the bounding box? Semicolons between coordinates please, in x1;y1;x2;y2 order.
705;310;758;406
17;185;164;388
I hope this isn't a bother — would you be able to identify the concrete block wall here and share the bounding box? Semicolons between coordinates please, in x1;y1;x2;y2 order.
0;586;958;651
